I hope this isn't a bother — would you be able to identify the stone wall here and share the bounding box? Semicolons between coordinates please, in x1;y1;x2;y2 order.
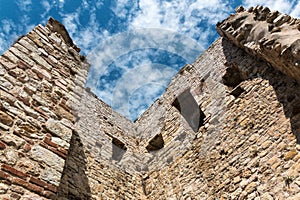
1;6;300;200
142;37;300;200
63;90;144;199
217;5;300;83
0;20;88;199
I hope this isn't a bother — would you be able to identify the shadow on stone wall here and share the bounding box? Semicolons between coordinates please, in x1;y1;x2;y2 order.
56;130;92;199
221;38;300;144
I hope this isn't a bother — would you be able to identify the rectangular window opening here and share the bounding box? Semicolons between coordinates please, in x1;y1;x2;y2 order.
146;133;164;152
112;137;127;161
172;89;206;132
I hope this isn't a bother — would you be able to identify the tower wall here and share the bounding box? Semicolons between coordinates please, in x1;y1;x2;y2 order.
0;20;144;199
0;22;88;199
142;37;300;199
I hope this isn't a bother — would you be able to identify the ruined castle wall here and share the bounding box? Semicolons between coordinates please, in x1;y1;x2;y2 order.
134;38;231;173
1;6;300;200
61;89;144;199
0;21;144;199
143;38;300;199
217;5;300;83
0;22;88;199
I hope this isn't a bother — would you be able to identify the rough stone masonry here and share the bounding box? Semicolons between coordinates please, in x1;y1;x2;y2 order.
0;5;300;200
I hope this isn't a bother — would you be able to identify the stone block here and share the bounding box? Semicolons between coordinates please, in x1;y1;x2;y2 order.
30;52;52;71
30;145;64;185
9;47;34;66
45;118;72;142
0;111;13;126
31;65;52;81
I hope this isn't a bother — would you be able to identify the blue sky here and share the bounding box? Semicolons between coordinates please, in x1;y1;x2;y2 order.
1;0;300;120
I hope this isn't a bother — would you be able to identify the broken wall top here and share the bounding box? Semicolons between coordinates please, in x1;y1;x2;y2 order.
217;5;300;83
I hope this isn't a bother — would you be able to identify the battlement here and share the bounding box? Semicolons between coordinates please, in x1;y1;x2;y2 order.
0;6;300;199
217;5;300;83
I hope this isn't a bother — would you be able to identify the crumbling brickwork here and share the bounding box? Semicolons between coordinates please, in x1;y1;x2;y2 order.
0;5;300;200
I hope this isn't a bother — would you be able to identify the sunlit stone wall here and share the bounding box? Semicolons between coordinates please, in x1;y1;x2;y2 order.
1;6;300;199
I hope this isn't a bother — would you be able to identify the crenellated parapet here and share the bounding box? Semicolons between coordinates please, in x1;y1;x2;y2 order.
217;5;300;83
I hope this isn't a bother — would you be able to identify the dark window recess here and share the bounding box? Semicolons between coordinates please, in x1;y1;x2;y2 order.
222;66;243;88
230;86;245;98
146;133;164;152
222;65;245;97
112;138;127;161
172;89;206;132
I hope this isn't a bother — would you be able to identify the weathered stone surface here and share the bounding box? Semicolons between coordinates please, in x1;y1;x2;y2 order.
30;145;64;171
40;167;62;186
245;182;258;194
285;149;298;161
2;134;25;148
45;118;72;142
4;148;19;165
1;9;300;200
30;52;52;71
261;193;274;200
217;5;300;83
31;65;52;80
0;111;13;126
0;183;9;194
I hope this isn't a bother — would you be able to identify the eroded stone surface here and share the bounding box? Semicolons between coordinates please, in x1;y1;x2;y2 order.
217;5;300;83
1;8;300;199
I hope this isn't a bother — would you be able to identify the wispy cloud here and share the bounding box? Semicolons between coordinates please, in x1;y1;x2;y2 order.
73;10;102;51
86;28;203;105
58;0;65;9
114;61;176;119
0;34;5;53
60;12;80;36
111;0;138;19
91;48;181;119
290;1;300;17
41;0;51;18
1;19;15;35
243;0;299;17
89;0;235;120
118;0;232;47
0;19;19;52
16;0;32;12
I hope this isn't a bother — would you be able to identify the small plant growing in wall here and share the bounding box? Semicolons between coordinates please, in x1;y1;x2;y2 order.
284;176;294;188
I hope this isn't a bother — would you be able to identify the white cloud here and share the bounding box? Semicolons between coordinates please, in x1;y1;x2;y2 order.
111;0;138;19
82;0;90;9
86;28;203;92
58;3;104;53
0;36;5;53
290;2;300;18
243;0;295;15
58;0;65;9
16;0;32;12
126;0;231;47
111;61;177;119
95;0;104;9
60;12;80;36
0;19;19;51
72;9;102;51
1;19;14;34
90;0;234;119
41;0;51;18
